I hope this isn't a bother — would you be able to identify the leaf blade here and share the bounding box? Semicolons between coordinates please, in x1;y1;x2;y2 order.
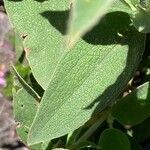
28;12;145;145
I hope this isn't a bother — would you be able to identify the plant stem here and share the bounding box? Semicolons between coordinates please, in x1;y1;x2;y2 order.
72;112;108;148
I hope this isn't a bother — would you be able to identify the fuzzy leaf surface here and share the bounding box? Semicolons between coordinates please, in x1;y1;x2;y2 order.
28;12;145;144
13;88;50;149
5;0;69;89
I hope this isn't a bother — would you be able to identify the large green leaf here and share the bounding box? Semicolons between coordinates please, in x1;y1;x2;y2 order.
112;82;150;125
28;12;145;144
68;0;114;46
99;128;130;150
5;0;69;89
5;0;145;145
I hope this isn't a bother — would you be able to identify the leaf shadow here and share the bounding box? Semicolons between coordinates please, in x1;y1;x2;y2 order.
39;10;145;116
86;27;145;116
82;12;131;45
90;31;149;116
40;10;69;35
34;0;48;2
40;10;132;45
82;12;146;116
111;34;150;125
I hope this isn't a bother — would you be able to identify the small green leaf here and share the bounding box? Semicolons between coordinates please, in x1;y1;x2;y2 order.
13;88;40;148
132;7;150;33
68;0;114;45
112;82;150;125
99;128;130;150
13;88;50;149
